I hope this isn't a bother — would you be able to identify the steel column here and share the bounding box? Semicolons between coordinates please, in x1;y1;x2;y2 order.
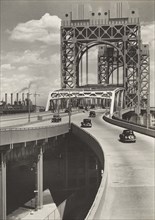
0;152;6;220
110;92;115;116
35;146;43;210
86;46;88;85
80;57;83;86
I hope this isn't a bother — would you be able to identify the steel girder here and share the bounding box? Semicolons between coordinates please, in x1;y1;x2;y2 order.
98;46;123;85
140;44;150;108
61;19;144;110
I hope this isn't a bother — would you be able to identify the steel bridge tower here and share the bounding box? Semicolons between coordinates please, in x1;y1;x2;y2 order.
61;2;150;113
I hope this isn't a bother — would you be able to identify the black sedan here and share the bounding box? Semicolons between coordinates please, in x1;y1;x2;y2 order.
89;111;96;117
51;114;61;122
119;129;136;143
81;119;92;128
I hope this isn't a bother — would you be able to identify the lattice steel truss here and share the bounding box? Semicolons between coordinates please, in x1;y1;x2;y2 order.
61;9;150;111
98;45;123;85
140;44;150;108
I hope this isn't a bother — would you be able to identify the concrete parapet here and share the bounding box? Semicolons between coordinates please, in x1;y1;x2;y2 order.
71;124;109;219
71;123;104;167
0;123;69;146
85;161;108;220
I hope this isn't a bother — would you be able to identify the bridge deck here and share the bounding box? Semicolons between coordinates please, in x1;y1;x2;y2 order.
1;110;154;219
72;112;154;220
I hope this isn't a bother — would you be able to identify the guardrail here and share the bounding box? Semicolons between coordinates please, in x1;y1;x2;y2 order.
71;124;108;220
0;123;69;146
104;115;155;138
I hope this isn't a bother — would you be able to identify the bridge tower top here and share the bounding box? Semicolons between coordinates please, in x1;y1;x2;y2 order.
62;1;139;26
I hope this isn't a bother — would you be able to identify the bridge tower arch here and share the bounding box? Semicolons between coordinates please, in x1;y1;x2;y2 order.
61;2;150;113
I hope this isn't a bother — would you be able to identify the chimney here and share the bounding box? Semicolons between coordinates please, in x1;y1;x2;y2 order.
16;93;19;103
5;93;7;104
11;93;13;105
26;93;29;106
22;93;24;101
22;93;25;105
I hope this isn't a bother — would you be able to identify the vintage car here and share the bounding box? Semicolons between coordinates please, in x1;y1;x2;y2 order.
81;119;92;128
89;110;96;117
51;114;61;122
65;108;70;113
119;129;136;143
90;104;95;109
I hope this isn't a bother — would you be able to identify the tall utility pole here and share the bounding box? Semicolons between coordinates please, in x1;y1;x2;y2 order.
34;92;40;112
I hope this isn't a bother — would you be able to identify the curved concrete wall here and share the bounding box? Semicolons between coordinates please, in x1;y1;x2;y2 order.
71;123;108;220
71;123;104;167
104;115;155;138
0;123;69;146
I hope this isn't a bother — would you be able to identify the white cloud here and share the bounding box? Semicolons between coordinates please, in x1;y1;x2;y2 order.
141;22;155;63
1;63;15;71
18;66;29;71
141;22;155;45
9;13;61;45
2;50;49;65
50;53;60;65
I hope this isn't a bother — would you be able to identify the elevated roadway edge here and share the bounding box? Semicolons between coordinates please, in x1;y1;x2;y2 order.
71;112;155;220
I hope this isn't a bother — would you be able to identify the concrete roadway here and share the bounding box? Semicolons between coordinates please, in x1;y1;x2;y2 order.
0;110;80;128
72;112;155;220
1;110;155;219
0;111;53;128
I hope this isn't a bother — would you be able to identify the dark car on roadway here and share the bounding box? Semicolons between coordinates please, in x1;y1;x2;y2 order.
89;110;96;117
81;119;92;128
90;104;95;109
65;108;71;113
51;114;61;123
119;129;136;143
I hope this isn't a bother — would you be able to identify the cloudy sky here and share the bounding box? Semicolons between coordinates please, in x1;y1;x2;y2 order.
0;0;155;106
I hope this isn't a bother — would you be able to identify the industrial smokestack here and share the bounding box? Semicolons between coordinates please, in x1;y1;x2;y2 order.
22;93;24;101
22;93;25;105
5;93;7;104
26;93;29;106
16;93;19;103
11;93;13;105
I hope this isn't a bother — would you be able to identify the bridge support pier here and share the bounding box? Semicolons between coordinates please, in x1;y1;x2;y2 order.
0;152;6;220
34;146;43;210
